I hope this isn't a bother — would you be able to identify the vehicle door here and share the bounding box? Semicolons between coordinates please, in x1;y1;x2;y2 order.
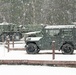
41;29;60;50
73;28;76;48
61;28;74;42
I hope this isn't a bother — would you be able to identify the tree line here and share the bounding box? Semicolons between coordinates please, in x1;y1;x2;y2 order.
0;0;76;25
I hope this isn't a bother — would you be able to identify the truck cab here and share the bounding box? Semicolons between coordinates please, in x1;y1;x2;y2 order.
0;22;22;42
25;25;76;54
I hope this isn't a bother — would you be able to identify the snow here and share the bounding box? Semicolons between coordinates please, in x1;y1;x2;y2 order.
26;37;42;41
0;65;76;75
45;25;75;29
0;42;76;61
25;31;40;35
0;42;76;75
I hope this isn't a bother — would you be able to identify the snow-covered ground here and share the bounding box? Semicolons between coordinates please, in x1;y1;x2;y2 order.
0;65;76;75
0;42;76;75
0;42;76;61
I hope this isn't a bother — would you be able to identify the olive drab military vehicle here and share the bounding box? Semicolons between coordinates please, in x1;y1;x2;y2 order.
0;21;23;42
25;25;76;54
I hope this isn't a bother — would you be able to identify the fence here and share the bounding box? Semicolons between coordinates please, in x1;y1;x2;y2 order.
5;37;56;60
5;36;25;52
3;37;76;66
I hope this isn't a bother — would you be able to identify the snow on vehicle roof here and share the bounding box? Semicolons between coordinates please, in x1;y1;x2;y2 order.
45;25;75;29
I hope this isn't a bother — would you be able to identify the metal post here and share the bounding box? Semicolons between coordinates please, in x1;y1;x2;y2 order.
52;41;55;60
12;36;14;48
6;36;10;52
7;38;10;52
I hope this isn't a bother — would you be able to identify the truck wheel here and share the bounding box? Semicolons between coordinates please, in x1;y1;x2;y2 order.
0;34;7;42
13;33;20;41
62;44;74;54
26;43;39;54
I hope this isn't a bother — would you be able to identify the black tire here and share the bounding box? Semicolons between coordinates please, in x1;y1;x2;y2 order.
61;44;74;54
9;35;13;41
13;33;21;41
26;43;39;54
0;34;7;42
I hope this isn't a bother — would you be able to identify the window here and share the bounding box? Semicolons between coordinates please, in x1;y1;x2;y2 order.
46;29;60;36
62;29;72;36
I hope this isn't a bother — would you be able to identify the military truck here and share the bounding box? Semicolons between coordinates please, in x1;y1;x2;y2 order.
0;22;23;42
25;25;76;54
